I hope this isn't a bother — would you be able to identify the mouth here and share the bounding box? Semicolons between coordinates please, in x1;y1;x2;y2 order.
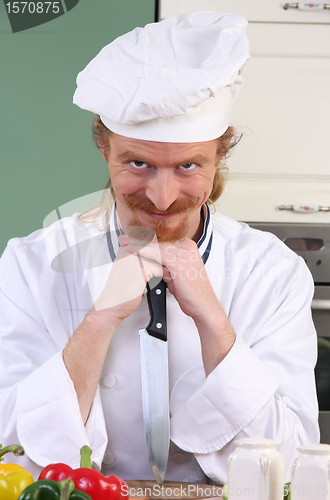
147;212;177;220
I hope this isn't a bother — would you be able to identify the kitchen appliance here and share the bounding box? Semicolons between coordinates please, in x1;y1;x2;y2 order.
249;222;330;443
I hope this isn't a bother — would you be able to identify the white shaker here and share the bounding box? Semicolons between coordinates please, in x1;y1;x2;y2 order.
291;444;330;500
227;438;285;500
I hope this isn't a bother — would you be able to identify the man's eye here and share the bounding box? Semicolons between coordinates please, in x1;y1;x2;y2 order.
179;163;197;170
129;160;148;168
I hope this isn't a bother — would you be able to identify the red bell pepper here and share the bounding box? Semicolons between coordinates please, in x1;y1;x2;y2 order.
39;446;128;500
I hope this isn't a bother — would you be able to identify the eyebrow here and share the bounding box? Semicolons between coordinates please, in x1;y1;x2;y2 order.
116;150;142;161
116;150;210;166
182;154;210;166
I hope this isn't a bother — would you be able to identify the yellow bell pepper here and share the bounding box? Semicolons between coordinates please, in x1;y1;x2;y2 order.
0;444;34;500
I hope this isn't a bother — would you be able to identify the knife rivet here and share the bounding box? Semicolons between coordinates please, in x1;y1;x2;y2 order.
156;322;162;329
156;289;162;295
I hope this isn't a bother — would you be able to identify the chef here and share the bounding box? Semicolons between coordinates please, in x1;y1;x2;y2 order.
0;11;319;485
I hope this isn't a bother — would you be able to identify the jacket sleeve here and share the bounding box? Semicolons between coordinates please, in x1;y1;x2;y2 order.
169;239;319;484
0;238;107;479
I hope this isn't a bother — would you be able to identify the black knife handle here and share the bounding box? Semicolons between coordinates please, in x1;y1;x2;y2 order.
146;278;167;341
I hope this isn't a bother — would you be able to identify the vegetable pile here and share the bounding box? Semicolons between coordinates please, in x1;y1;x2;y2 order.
0;443;128;500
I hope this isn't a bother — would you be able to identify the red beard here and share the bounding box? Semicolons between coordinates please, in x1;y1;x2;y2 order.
124;194;199;243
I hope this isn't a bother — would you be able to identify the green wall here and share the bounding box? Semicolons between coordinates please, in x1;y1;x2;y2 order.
0;0;155;255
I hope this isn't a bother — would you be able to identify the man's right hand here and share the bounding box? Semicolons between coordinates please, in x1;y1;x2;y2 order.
63;231;163;424
91;235;163;328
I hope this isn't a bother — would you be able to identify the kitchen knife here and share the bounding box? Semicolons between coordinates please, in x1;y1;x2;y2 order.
139;277;170;485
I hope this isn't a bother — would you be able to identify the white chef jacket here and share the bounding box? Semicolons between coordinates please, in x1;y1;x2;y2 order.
0;204;319;483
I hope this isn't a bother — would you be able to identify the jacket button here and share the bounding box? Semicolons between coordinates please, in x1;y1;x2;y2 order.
103;452;115;465
103;374;116;388
172;453;186;464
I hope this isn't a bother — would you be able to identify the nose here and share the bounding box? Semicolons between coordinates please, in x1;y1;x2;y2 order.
145;169;180;211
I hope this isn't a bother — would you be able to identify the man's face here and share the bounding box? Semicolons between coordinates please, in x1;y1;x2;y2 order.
106;133;219;242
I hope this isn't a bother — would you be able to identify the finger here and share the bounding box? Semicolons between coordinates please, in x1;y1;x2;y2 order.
138;257;164;281
162;265;173;284
121;241;163;268
118;234;128;247
121;237;160;253
119;227;158;249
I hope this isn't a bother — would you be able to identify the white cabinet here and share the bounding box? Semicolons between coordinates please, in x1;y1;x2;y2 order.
159;1;330;223
160;0;330;23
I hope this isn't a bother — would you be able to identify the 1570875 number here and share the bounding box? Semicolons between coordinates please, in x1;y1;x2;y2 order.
289;484;329;496
5;2;60;14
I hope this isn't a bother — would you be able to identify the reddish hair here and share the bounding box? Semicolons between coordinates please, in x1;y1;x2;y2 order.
92;117;240;204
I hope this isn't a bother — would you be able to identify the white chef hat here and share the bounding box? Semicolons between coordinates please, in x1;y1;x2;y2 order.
73;11;249;143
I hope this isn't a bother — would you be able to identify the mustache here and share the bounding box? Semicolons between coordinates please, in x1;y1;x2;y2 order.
125;195;198;214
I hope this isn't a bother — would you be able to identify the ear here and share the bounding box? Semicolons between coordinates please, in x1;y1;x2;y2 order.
94;119;108;161
224;126;235;146
99;148;107;161
216;126;235;161
98;138;109;162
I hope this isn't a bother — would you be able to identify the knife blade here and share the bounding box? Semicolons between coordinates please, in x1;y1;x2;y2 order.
139;277;170;485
